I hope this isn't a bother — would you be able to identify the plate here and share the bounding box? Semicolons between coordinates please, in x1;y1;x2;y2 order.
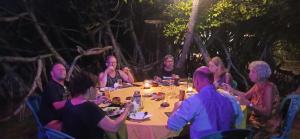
129;112;151;120
103;107;124;117
99;87;114;92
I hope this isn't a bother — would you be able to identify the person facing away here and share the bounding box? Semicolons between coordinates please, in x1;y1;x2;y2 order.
39;63;70;130
167;66;235;139
153;54;182;82
62;71;133;139
222;60;281;138
208;56;234;88
98;55;134;88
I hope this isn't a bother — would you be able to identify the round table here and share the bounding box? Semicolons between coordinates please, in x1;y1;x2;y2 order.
109;83;188;139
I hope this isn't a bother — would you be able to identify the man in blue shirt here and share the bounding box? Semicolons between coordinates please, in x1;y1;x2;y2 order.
167;66;235;139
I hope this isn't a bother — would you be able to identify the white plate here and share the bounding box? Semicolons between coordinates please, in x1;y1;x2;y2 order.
129;112;151;120
103;107;124;117
99;87;114;92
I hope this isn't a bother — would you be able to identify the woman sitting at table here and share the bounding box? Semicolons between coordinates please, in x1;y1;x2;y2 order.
208;56;234;88
98;55;134;87
62;71;133;139
223;61;281;138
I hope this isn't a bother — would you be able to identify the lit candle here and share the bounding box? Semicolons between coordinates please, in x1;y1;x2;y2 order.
187;87;193;92
144;82;151;89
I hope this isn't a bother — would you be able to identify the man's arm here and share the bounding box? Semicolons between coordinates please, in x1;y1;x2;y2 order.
167;99;196;131
119;70;134;83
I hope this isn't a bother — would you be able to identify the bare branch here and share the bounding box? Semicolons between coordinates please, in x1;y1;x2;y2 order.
0;12;28;22
66;46;113;81
0;59;43;122
0;54;53;62
25;2;67;65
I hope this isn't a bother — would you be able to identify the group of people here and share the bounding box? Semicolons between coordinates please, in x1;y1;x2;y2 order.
168;59;282;139
38;54;287;139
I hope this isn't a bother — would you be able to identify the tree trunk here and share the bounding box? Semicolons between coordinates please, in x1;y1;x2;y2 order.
28;10;67;66
106;24;129;67
129;20;145;66
176;0;201;68
194;33;211;64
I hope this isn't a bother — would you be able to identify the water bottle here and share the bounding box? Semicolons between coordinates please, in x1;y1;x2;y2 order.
133;91;141;112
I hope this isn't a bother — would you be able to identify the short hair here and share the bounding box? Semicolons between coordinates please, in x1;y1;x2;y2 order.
193;66;213;83
69;71;96;97
105;55;117;63
51;62;65;71
249;61;272;81
164;54;174;61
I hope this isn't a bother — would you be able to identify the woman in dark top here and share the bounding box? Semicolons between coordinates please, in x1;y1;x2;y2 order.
98;55;134;87
62;72;133;139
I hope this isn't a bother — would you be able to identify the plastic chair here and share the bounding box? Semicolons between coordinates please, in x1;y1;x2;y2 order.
25;95;47;139
201;129;251;139
271;94;300;139
44;127;74;139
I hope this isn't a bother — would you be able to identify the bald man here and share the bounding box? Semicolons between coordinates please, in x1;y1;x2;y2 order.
167;66;235;139
39;63;70;130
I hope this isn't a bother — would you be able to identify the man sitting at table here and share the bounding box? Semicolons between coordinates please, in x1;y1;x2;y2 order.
167;66;236;139
153;54;183;82
98;55;134;87
39;63;70;130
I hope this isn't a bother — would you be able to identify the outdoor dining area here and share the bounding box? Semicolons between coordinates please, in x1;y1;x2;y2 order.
23;55;300;139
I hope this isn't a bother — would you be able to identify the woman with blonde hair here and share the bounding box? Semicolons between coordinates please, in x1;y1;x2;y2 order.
208;56;234;88
223;61;281;138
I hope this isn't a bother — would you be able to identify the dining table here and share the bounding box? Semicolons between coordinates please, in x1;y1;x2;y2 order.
100;82;247;139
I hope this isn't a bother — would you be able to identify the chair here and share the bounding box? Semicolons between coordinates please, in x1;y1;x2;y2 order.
271;94;300;139
201;129;251;139
25;95;47;139
44;127;74;139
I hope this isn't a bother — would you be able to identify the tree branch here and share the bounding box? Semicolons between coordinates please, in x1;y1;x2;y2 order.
0;54;53;62
66;46;113;81
0;59;43;122
0;12;28;22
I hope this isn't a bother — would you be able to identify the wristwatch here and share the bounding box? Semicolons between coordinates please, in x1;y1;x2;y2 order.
248;103;254;108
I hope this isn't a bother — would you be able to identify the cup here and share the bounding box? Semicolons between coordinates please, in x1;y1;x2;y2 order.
117;79;122;86
179;89;185;101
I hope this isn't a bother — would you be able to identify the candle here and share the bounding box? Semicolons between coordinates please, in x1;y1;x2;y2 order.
187;87;193;92
144;82;151;89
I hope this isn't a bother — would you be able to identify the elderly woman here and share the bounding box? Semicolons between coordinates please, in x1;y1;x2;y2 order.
223;61;281;138
62;72;133;139
208;56;234;88
98;55;134;87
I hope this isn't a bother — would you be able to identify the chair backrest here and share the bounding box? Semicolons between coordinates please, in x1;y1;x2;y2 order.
201;129;251;139
44;127;74;139
25;95;43;128
278;94;300;138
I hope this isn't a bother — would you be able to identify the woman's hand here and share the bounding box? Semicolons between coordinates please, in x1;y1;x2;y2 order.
237;96;251;106
221;83;234;95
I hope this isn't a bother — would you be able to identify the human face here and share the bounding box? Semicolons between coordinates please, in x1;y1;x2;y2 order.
51;64;66;81
248;68;259;83
164;58;174;69
106;56;117;69
208;61;217;73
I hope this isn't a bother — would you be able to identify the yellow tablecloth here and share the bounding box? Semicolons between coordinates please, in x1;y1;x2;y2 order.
109;84;183;139
106;83;247;139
